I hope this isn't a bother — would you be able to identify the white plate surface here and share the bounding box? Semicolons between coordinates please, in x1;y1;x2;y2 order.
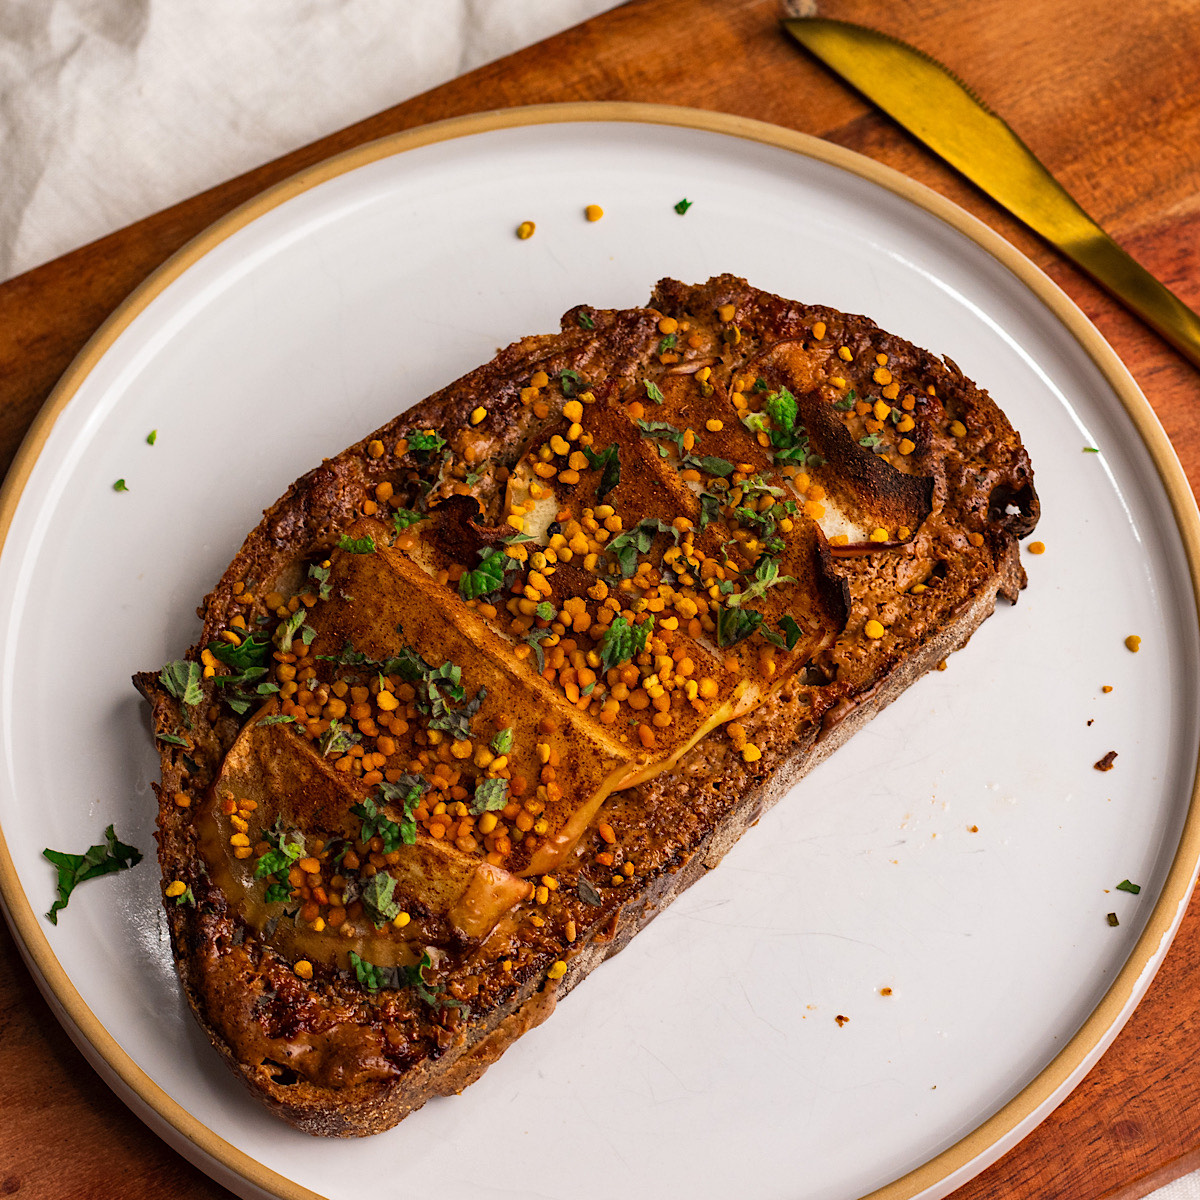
2;111;1198;1200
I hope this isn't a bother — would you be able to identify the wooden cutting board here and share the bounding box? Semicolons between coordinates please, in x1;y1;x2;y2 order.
3;1;1200;1197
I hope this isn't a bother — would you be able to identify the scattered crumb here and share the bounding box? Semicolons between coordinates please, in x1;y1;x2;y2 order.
880;987;893;997
968;824;979;833
1125;635;1141;653
1107;912;1120;926
835;1014;850;1027
1027;541;1045;555
1087;718;1094;726
1102;685;1114;693
936;659;948;671
1094;750;1118;772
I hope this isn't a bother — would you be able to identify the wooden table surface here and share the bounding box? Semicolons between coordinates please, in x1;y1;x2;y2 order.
3;0;1200;1196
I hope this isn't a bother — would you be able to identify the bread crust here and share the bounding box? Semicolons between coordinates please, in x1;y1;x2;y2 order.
135;276;1038;1136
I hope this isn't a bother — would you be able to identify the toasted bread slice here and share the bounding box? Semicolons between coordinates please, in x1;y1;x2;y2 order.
135;275;1037;1135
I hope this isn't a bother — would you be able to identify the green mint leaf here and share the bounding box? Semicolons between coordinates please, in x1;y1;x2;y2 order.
407;431;446;460
740;411;769;435
113;479;129;492
685;455;735;478
471;777;509;815
459;546;512;600
1116;879;1141;895
752;378;769;393
258;714;295;726
656;333;677;355
159;660;203;707
642;379;665;405
392;508;427;531
598;615;654;675
536;601;556;621
636;418;686;449
43;825;142;924
525;627;552;671
208;633;270;671
778;614;803;650
276;608;307;651
490;727;514;754
558;369;584;397
726;556;795;609
174;884;195;906
765;386;798;432
674;198;692;214
146;430;157;445
338;534;376;555
155;732;190;748
717;605;764;647
582;442;621;499
578;311;596;330
362;872;402;927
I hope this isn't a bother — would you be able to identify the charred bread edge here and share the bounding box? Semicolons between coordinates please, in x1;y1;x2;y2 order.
0;103;1195;1200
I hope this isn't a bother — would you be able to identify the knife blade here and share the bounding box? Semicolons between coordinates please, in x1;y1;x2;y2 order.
783;16;1200;371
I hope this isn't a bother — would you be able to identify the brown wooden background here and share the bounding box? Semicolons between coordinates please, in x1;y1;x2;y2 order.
3;0;1200;1197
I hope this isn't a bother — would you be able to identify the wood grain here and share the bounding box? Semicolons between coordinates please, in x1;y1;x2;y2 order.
3;0;1200;1197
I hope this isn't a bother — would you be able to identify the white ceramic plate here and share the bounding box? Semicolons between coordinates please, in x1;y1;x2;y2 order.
2;106;1199;1200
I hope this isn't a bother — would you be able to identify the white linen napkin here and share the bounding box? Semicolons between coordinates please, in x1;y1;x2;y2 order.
0;0;620;282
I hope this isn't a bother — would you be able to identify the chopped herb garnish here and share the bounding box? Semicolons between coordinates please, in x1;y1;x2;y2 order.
43;825;142;924
582;442;621;499
348;950;466;1010
577;877;603;907
777;614;803;650
471;777;509;815
833;389;857;412
318;720;361;758
155;731;190;748
362;872;402;927
536;601;556;621
725;556;794;609
173;884;196;906
377;778;424;845
208;633;271;671
558;369;585;397
1083;446;1100;453
684;454;735;478
674;198;693;214
740;411;769;435
146;430;157;445
578;311;596;330
490;727;514;755
1116;879;1141;895
351;794;407;852
308;561;333;601
1107;912;1120;926
752;377;769;393
717;605;764;647
459;545;514;600
525;627;552;670
642;379;665;404
859;434;883;452
159;660;203;708
657;333;677;355
337;533;376;555
598;615;654;674
606;518;681;576
276;608;307;651
113;479;129;492
258;713;295;726
407;431;446;459
699;490;723;529
392;508;427;531
253;824;305;903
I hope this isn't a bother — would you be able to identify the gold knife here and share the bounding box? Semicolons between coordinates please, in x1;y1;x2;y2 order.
783;16;1200;371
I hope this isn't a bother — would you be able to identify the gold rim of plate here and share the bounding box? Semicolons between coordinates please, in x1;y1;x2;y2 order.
0;101;1197;1200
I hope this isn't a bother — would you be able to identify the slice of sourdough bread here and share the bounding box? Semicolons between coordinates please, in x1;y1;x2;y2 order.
135;275;1038;1135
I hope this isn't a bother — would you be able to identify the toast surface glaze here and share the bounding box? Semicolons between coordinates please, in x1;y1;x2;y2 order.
136;276;1038;1135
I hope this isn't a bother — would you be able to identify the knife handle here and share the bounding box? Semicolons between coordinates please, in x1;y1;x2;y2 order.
1064;227;1200;371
